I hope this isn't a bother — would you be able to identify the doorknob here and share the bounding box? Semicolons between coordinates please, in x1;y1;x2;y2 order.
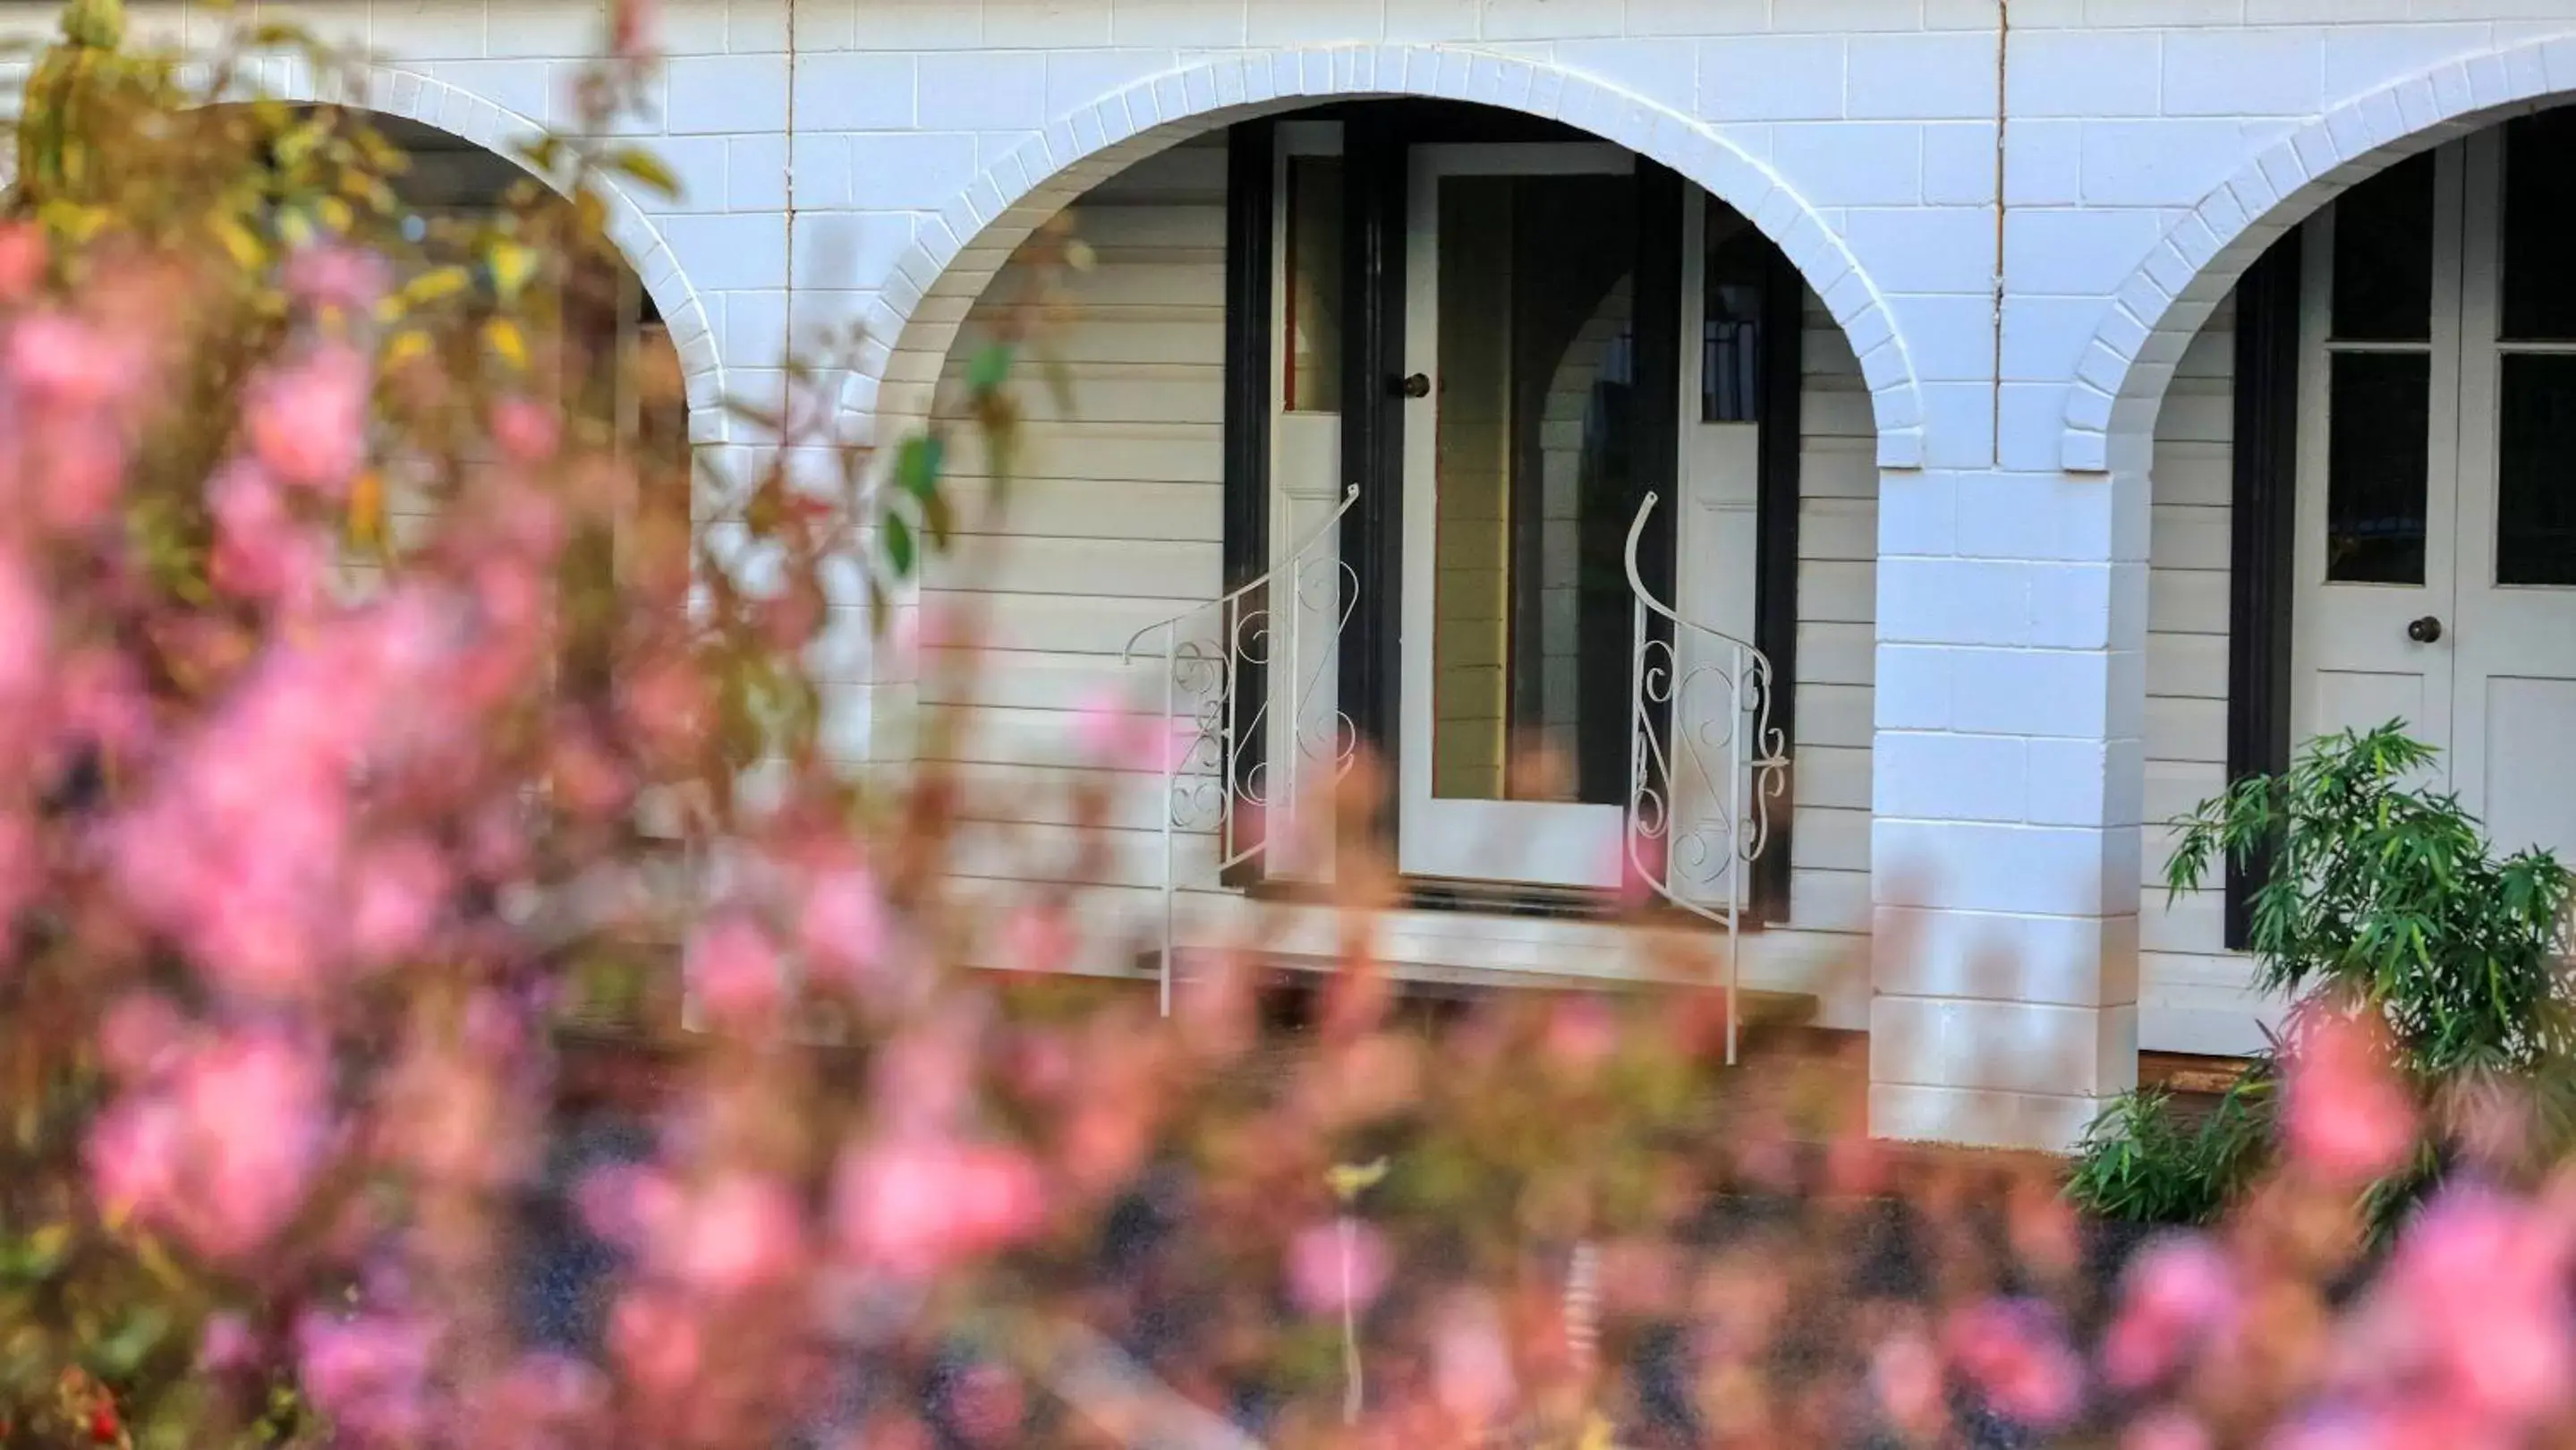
2407;615;2444;644
1396;372;1431;399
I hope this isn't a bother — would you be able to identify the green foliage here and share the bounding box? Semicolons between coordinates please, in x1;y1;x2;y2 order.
2065;1067;2274;1225
2168;722;2575;1074
2070;723;2576;1222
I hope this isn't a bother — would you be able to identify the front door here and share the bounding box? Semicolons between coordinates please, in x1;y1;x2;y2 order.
2297;115;2576;860
1395;143;1642;886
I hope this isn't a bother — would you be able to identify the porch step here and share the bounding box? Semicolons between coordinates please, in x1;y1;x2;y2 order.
1155;948;1821;1030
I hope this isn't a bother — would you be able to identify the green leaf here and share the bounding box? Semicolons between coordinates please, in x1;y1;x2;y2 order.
883;511;915;576
965;342;1016;396
606;145;683;201
895;433;945;501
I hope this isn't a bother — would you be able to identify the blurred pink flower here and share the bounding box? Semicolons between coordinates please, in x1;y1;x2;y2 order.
208;464;325;607
1943;1297;2083;1431
1541;996;1618;1076
1072;687;1188;773
8;311;137;408
797;866;886;986
1287;1217;1391;1318
832;1137;1044;1279
671;1173;806;1296
998;904;1073;973
0;550;50;705
2125;1408;2215;1450
297;1311;434;1446
1430;1293;1517;1428
344;836;449;965
37;420;126;532
686;914;783;1028
945;1360;1025;1447
198;1313;257;1372
2282;1012;2416;1183
98;994;184;1080
90;1029;329;1258
610;1291;702;1396
1869;1331;1946;1430
248;345;370;494
0;222;46;303
2368;1183;2576;1426
491;397;562;464
284;243;391;314
2102;1232;2241;1389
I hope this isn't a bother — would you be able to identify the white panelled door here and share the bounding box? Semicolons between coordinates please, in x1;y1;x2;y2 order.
1395;143;1637;887
2298;120;2576;861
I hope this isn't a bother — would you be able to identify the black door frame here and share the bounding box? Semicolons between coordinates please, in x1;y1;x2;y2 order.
1223;101;1801;922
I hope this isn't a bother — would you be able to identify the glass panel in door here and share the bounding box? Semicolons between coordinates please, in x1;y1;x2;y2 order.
1399;146;1641;887
2451;118;2576;863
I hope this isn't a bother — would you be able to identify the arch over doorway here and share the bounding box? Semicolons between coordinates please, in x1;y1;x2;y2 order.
860;44;1926;472
0;58;726;448
2060;33;2576;472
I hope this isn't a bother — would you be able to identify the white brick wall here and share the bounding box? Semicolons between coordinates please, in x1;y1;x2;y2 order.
15;0;2576;1148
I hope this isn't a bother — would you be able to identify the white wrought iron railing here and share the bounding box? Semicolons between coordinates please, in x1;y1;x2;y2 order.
1123;485;1362;1014
1624;491;1791;1066
1118;484;1787;1060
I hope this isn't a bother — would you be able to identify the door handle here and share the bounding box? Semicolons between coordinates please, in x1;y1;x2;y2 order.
1396;372;1431;399
2407;615;2444;644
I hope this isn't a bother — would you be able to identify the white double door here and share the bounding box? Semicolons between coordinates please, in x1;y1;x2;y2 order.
2297;125;2576;860
1390;145;1759;888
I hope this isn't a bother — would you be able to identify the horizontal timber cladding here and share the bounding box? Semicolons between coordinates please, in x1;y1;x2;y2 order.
915;134;1878;940
2141;288;2274;1057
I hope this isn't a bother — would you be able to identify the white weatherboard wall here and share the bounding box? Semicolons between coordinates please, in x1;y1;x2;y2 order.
2140;295;2275;1059
18;0;2576;1146
920;139;1231;922
913;145;1883;994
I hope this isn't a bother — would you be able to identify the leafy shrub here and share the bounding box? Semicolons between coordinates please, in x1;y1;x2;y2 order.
2070;723;2576;1222
2066;1065;2274;1225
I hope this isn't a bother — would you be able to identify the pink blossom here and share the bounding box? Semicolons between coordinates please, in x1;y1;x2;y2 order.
283;243;391;314
88;1031;330;1258
491;397;561;463
2282;1012;2416;1183
98;994;184;1080
669;1173;805;1296
1615;831;1666;911
609;1291;701;1396
998;905;1073;973
1430;1293;1517;1427
2125;1408;2215;1450
1869;1331;1946;1430
686;914;784;1028
796;866;886;985
344;836;449;965
298;1311;434;1445
1540;996;1618;1076
1286;1217;1391;1318
945;1360;1026;1447
247;345;370;494
8;311;137;407
1072;688;1188;773
0;222;46;303
208;464;325;606
1943;1297;2083;1430
198;1313;257;1372
2366;1184;2576;1426
36;420;126;532
831;1137;1044;1279
2102;1233;2241;1389
0;551;49;705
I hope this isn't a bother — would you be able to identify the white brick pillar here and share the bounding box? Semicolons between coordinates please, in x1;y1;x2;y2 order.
1866;459;2147;1152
